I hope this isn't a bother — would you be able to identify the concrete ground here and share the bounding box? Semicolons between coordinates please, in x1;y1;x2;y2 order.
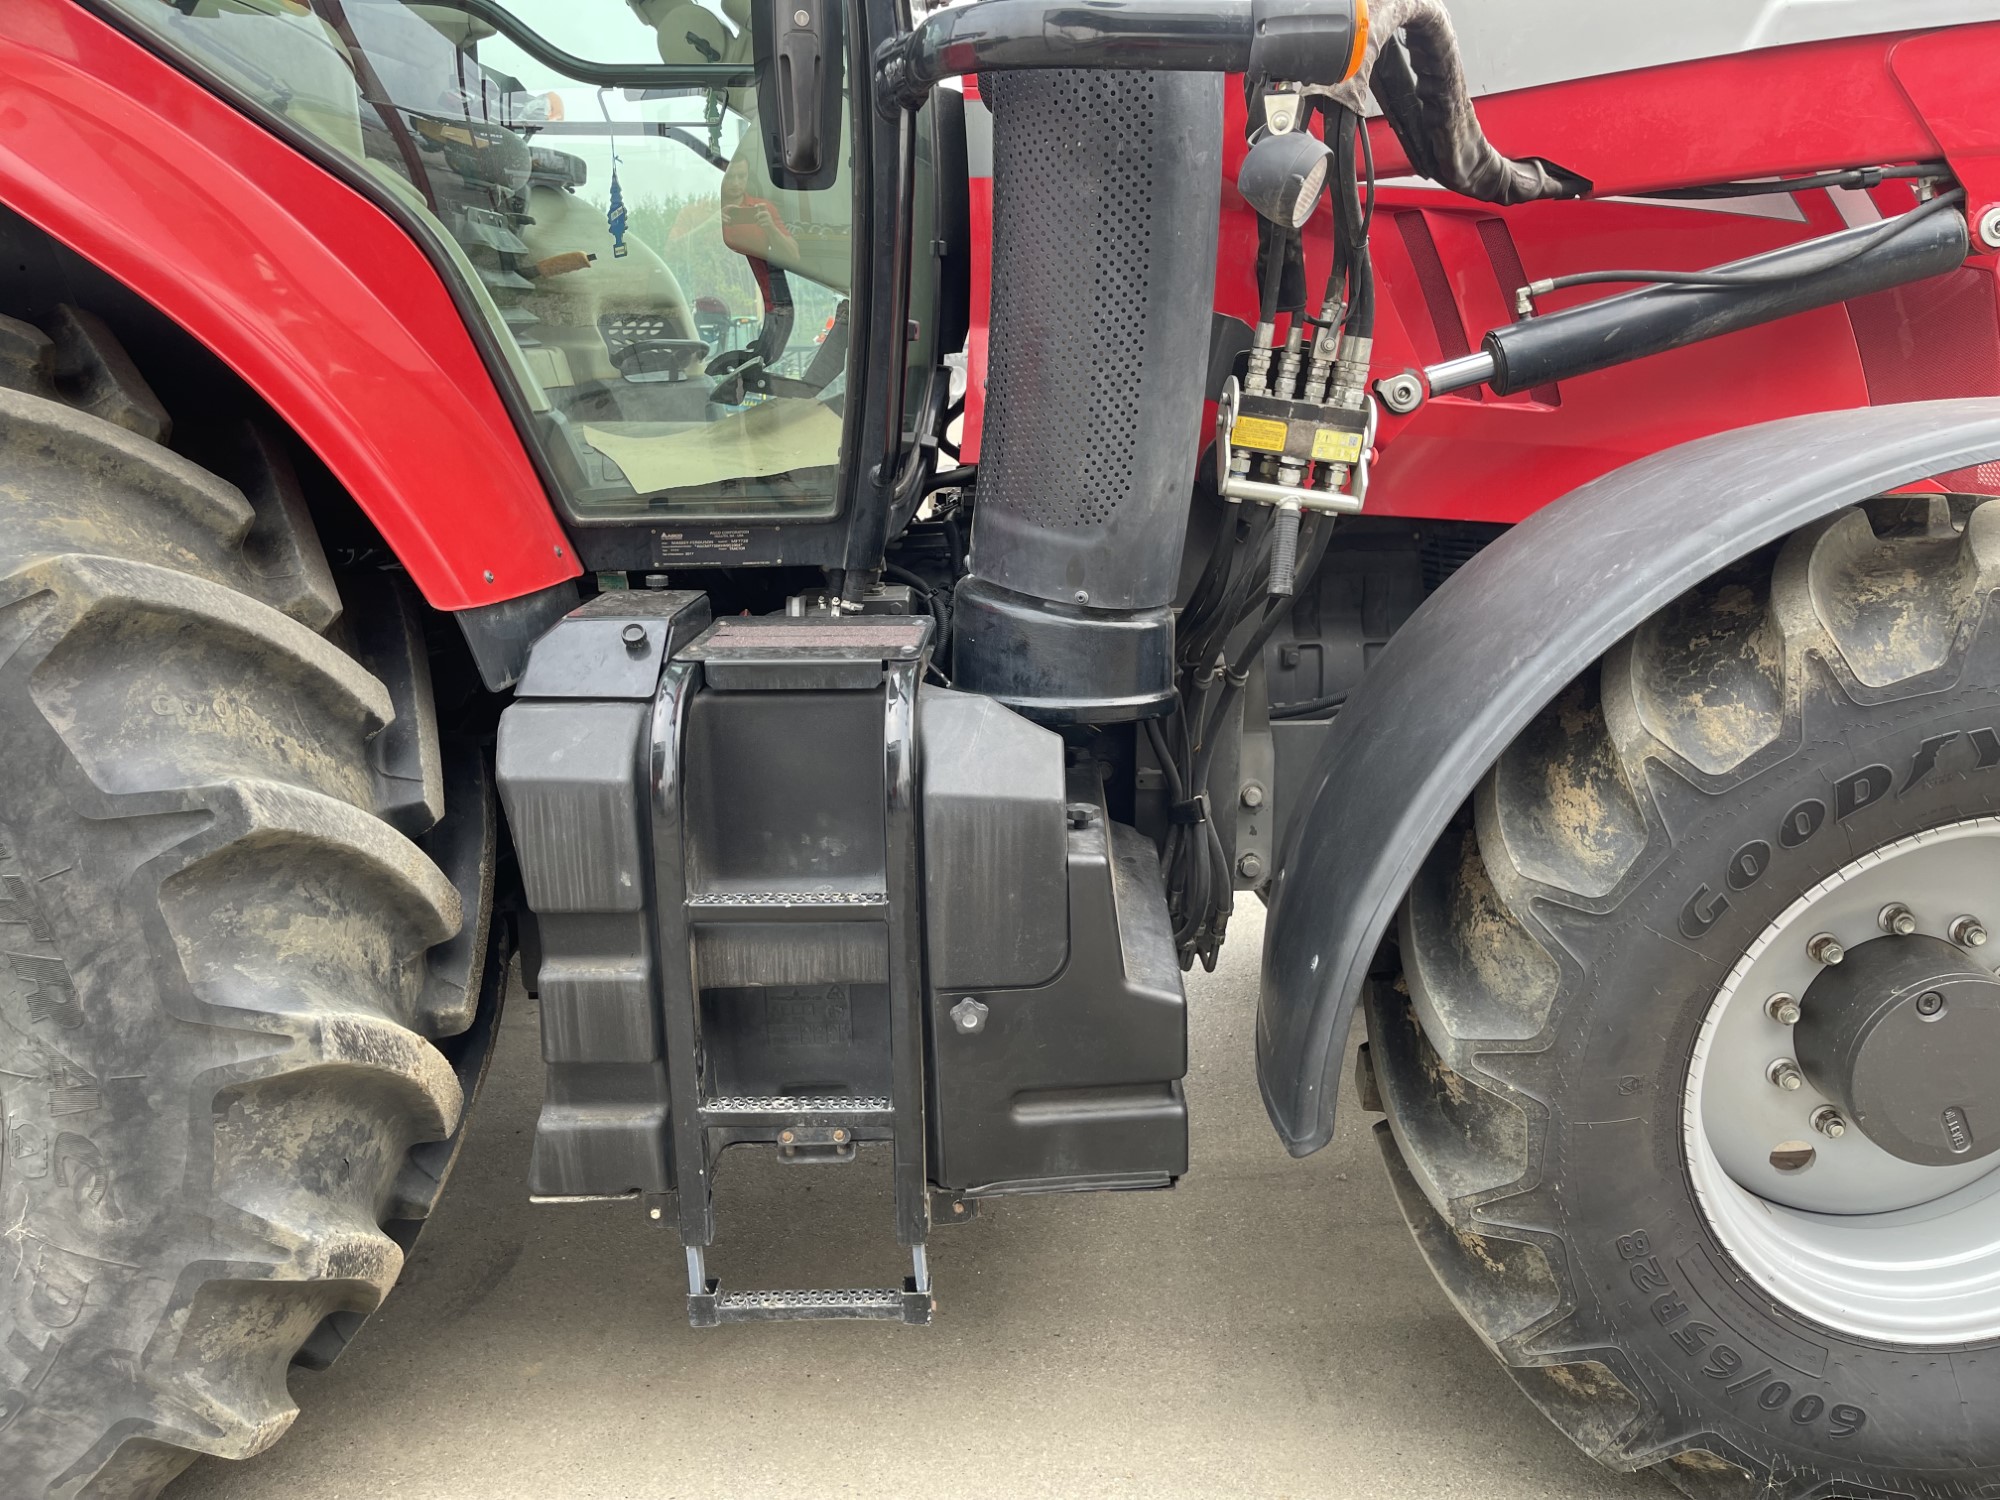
172;904;1671;1500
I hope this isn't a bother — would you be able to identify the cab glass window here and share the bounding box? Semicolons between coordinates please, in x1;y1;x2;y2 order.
100;0;863;522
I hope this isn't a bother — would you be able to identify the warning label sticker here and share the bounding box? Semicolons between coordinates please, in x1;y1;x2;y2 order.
1230;415;1289;453
1311;428;1365;464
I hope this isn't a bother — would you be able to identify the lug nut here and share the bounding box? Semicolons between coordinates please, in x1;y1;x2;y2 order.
1811;1106;1847;1139
1916;990;1946;1020
1807;933;1845;966
1879;903;1918;936
1768;1058;1806;1092
1766;993;1802;1026
1952;915;1990;948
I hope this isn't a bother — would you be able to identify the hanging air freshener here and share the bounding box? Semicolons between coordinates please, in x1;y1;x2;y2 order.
606;150;629;259
599;90;629;258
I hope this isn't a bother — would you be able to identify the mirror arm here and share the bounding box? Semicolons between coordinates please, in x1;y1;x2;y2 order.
410;0;754;87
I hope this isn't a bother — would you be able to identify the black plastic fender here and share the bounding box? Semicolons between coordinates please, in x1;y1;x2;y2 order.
1257;397;2000;1156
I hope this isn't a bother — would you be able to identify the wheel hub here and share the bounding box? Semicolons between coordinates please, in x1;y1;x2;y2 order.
1796;933;2000;1166
1685;816;2000;1344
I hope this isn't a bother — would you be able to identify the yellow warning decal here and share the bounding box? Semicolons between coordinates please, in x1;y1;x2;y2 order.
1311;428;1365;464
1230;415;1289;453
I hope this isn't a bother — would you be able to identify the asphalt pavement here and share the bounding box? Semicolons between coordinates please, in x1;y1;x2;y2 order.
172;902;1671;1500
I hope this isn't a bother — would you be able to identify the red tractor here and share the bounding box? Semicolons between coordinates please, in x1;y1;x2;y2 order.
3;0;2000;1494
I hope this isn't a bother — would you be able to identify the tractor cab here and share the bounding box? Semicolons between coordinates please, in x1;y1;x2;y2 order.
100;0;956;552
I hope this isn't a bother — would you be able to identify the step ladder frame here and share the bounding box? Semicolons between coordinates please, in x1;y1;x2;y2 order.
648;620;935;1326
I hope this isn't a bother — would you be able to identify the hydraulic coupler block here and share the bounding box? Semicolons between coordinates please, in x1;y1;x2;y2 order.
1226;389;1369;473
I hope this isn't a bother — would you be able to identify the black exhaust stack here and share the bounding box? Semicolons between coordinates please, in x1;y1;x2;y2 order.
873;0;1374;724
951;68;1224;723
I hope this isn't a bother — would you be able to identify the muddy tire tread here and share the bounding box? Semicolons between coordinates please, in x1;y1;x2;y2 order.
1372;498;2000;1499
0;348;476;1497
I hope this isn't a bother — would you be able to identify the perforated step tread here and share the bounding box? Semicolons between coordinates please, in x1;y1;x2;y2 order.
690;1282;933;1325
701;1094;893;1120
685;890;888;920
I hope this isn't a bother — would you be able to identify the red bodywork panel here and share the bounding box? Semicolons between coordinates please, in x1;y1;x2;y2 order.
967;26;2000;523
8;6;2000;573
0;0;577;610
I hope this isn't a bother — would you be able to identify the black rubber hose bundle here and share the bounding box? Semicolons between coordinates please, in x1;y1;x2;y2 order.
1325;0;1589;206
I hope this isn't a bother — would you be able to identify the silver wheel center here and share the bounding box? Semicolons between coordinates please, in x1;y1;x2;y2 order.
1685;817;2000;1345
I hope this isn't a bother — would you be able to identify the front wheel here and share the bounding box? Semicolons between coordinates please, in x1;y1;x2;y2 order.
1371;498;2000;1497
0;334;492;1498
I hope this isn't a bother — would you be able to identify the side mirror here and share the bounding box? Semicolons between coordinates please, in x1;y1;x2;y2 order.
752;0;843;190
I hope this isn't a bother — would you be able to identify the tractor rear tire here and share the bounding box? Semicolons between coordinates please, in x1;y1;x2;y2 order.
1371;499;2000;1498
0;349;485;1496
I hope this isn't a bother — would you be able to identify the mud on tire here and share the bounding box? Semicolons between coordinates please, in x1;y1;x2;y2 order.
0;318;489;1498
1370;497;2000;1498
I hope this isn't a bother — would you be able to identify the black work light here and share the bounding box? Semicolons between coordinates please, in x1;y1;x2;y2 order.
1237;128;1333;229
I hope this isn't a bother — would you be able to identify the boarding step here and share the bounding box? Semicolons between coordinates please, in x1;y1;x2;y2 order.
662;616;935;1329
699;1094;896;1160
685;1247;933;1327
685;890;888;920
698;1094;895;1128
695;1286;927;1325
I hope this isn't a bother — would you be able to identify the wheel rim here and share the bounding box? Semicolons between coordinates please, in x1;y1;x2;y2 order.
1684;816;2000;1344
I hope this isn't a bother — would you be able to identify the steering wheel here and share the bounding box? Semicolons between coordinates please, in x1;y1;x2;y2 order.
705;347;769;403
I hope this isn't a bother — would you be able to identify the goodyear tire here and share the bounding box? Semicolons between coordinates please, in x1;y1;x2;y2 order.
0;317;491;1497
1371;499;2000;1497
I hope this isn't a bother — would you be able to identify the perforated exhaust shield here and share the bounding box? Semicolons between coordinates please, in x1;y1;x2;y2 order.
955;69;1223;721
975;68;1222;607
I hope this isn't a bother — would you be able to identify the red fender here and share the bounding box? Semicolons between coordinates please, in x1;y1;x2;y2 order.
0;0;577;610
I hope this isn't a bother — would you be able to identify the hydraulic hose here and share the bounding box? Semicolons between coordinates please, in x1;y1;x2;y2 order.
1434;196;1971;398
1527;188;1967;299
1323;0;1587;205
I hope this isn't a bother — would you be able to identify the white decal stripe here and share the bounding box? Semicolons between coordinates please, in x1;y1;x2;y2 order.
1375;177;1806;222
1828;185;1886;228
